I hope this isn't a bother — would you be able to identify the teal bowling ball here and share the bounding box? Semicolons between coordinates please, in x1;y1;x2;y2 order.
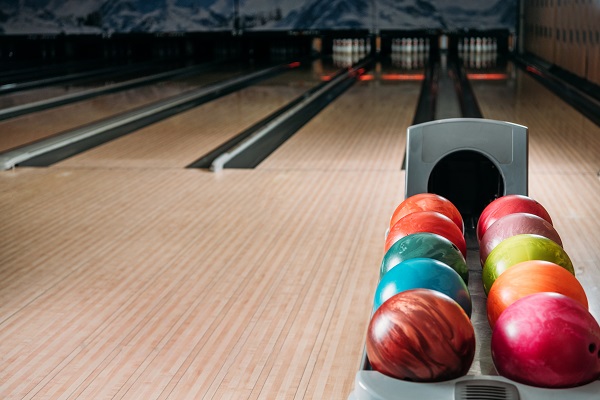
373;257;472;317
380;232;468;284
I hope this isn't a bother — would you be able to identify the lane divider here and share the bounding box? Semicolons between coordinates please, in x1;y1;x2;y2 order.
0;62;299;170
208;58;372;172
0;61;224;121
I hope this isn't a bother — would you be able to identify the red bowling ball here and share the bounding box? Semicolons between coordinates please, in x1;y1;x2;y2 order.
477;195;552;243
385;211;467;257
366;289;475;382
389;193;464;233
492;292;600;388
479;212;562;266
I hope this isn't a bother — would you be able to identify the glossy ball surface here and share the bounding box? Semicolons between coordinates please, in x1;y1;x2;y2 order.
389;193;464;233
479;212;562;267
385;211;467;258
487;260;588;328
380;232;468;283
492;293;600;388
374;258;471;316
482;234;574;294
367;289;475;382
477;195;552;243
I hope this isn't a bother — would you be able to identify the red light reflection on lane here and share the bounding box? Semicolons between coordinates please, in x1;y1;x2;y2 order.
526;66;542;76
467;73;508;80
381;73;425;81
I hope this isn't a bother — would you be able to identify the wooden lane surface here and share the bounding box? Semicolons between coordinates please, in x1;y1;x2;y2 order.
471;66;600;320
0;65;250;153
0;63;173;109
0;167;403;399
473;69;600;175
0;85;92;109
53;65;322;169
257;79;422;171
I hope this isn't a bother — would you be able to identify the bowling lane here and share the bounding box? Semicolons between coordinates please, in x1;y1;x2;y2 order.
0;62;259;153
471;63;600;320
257;61;423;171
53;61;326;169
0;60;185;109
471;62;600;175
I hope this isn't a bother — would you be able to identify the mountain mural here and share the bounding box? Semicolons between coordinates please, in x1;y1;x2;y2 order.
0;0;516;34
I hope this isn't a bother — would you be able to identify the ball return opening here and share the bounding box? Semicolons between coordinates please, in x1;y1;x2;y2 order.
429;150;504;247
348;118;600;400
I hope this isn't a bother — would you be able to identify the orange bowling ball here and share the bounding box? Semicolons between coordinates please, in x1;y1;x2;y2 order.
487;260;588;328
385;211;467;257
389;193;464;233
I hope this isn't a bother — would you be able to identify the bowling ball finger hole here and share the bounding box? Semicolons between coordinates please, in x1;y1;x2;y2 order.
589;343;597;354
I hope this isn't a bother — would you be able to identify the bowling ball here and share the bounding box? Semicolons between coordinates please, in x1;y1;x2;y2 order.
389;193;464;233
482;234;574;294
479;213;563;266
487;260;588;328
492;292;600;388
477;195;552;243
367;289;475;382
380;232;468;283
385;211;467;258
373;258;471;316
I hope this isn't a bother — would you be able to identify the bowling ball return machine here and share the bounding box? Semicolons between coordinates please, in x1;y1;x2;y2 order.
348;118;600;400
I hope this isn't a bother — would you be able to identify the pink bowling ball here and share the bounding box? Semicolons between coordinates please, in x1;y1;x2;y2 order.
479;213;562;266
492;292;600;388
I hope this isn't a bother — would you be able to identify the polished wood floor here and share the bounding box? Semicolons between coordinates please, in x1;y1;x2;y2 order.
1;61;599;399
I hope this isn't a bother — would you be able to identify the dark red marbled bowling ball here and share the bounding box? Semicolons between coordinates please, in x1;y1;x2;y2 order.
366;289;475;382
385;211;467;258
477;195;552;243
492;292;600;388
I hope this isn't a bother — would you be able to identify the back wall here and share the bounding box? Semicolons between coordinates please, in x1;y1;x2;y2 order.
0;0;517;34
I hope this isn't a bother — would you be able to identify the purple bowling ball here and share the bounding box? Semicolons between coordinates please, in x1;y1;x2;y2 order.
480;212;562;267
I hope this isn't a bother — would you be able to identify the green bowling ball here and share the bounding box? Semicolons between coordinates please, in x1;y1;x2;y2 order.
380;232;469;284
482;234;574;294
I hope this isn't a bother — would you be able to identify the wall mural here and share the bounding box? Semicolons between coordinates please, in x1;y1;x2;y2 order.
0;0;517;34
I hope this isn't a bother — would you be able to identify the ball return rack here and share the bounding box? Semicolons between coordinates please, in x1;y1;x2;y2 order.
348;119;600;400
